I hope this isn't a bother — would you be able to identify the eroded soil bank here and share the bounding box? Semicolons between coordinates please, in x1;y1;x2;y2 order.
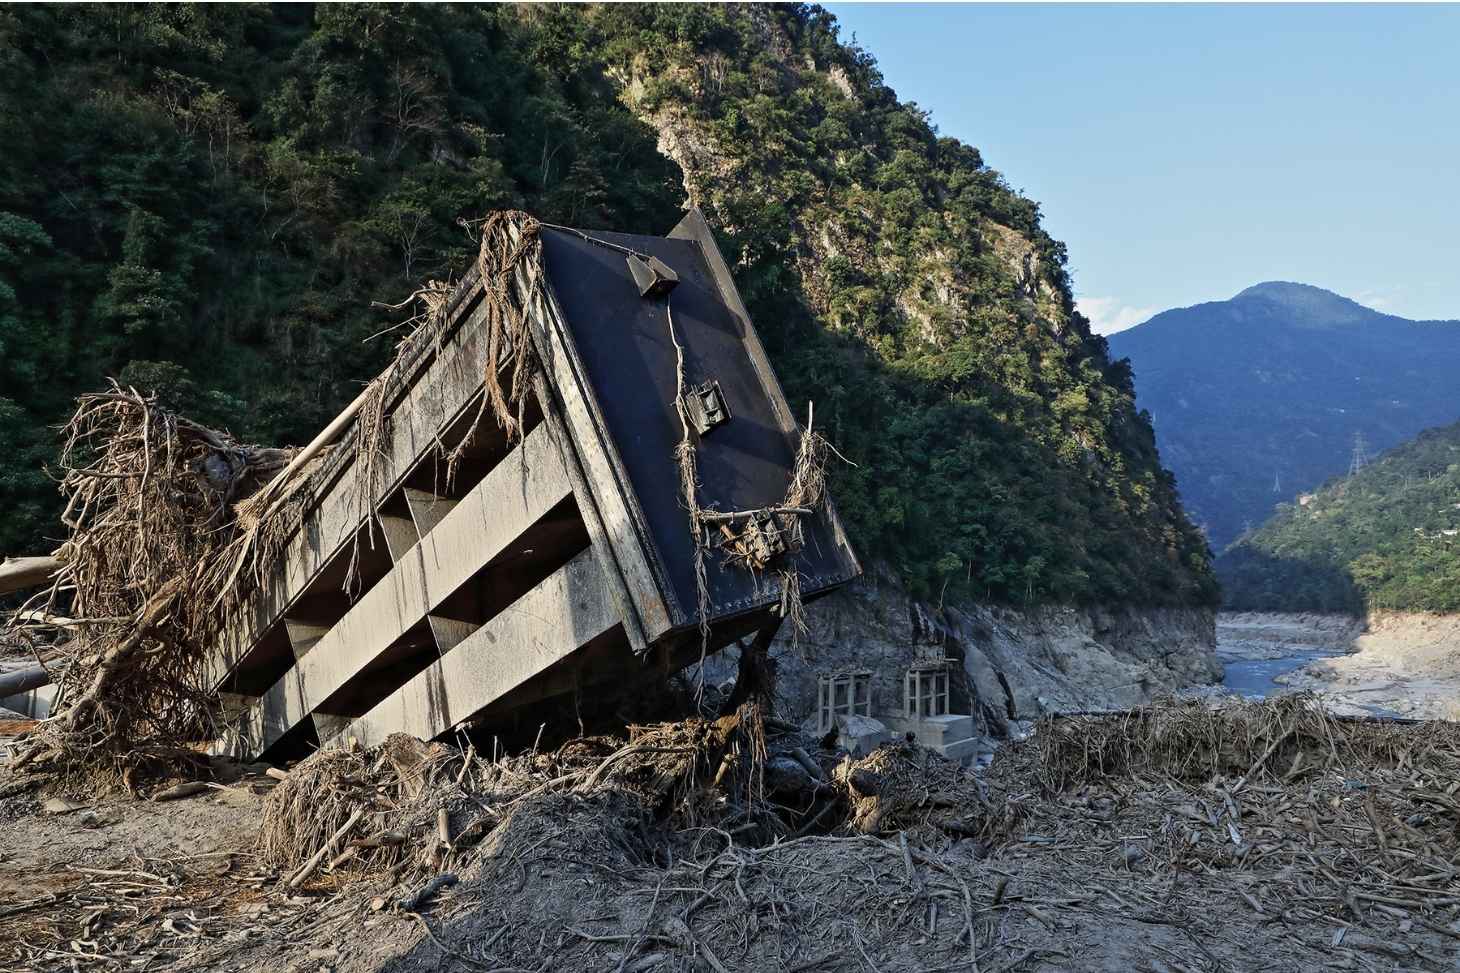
1218;611;1460;718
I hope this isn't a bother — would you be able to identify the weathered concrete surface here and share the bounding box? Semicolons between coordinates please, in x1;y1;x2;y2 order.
699;567;1220;736
334;549;618;748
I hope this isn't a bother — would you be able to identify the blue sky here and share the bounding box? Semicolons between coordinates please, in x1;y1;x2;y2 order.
825;3;1460;333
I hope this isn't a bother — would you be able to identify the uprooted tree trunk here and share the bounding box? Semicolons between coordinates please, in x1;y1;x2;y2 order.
719;620;781;716
6;386;299;788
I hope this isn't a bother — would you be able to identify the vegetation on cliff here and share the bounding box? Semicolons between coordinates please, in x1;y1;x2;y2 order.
0;3;1216;607
1219;420;1460;614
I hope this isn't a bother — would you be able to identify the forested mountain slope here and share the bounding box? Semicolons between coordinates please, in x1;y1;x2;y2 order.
1109;282;1460;550
1219;420;1460;614
0;3;1215;607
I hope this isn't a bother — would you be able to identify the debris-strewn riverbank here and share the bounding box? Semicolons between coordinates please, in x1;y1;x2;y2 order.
1219;611;1460;719
6;696;1460;972
1279;612;1460;720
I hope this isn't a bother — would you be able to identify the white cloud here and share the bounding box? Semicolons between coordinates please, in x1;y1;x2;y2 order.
1353;289;1394;312
1076;296;1157;336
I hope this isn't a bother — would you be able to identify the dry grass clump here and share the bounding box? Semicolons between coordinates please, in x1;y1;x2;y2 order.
475;788;651;879
1040;693;1325;791
257;709;787;890
1035;693;1460;792
259;734;470;883
596;718;734;812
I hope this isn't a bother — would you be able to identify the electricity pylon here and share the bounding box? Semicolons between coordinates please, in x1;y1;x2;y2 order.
1349;431;1370;477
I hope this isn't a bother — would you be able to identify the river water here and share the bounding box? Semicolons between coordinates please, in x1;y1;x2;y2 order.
1221;651;1335;697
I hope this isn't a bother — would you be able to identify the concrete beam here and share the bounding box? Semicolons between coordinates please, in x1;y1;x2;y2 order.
243;424;571;752
330;549;618;747
404;487;458;536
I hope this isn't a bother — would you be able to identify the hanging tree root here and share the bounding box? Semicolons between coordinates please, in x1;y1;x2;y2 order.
6;386;294;790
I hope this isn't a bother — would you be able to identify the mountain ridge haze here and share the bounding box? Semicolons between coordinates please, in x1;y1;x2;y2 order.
1108;281;1460;549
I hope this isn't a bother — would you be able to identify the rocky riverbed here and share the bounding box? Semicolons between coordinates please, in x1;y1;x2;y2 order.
1218;611;1460;719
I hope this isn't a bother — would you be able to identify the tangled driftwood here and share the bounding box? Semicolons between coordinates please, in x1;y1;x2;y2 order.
1033;692;1429;791
7;387;295;786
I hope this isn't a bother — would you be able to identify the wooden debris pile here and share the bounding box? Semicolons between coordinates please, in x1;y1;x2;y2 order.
256;708;796;893
259;734;465;888
6;386;296;789
971;696;1460;969
1034;692;1437;791
835;740;997;843
250;700;1022;904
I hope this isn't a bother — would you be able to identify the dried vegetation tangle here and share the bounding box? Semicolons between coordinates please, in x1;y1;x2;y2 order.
9;697;1460;971
6;386;295;787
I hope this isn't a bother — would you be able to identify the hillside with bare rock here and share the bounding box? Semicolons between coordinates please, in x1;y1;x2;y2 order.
0;3;1214;612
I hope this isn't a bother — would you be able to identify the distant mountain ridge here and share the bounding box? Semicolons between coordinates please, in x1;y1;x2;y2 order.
1232;281;1380;326
1108;282;1460;549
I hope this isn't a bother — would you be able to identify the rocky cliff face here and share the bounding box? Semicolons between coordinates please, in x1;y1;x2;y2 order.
701;567;1221;736
599;5;1218;610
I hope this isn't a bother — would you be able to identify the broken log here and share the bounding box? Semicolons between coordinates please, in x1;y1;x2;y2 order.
152;781;211;801
62;579;182;731
244;382;374;518
0;556;63;596
719;619;783;716
287;808;366;889
0;665;51;698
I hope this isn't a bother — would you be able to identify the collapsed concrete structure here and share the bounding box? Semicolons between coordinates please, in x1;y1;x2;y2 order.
812;652;984;765
208;211;860;761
